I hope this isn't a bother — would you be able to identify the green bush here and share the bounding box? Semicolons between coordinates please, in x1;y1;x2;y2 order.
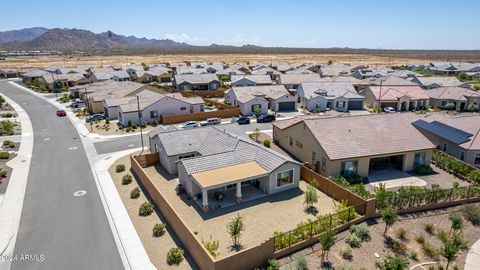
122;174;133;185
0;120;15;135
344;174;364;185
140;121;147;128
409;250;418;261
0;169;7;178
414;165;433;175
468;170;480;184
345;233;361;248
396;228;408;241
202;236;220;257
392;240;407;255
105;118;110;125
139;202;154;216
376;253;409;270
295;255;308;270
339;245;353;260
115;164;126;173
152;223;166;237
2;140;15;148
422;241;439;259
150;119;158;127
127;120;133;127
263;139;271;148
415;235;426;245
424;223;435;235
473;84;480;91
0;152;10;159
166;247;184;265
349;224;371;242
330;176;372;199
267;258;279;270
130;187;141;199
2;113;13;118
463;204;480;225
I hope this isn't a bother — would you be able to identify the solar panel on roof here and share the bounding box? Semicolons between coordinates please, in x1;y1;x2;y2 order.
413;120;473;145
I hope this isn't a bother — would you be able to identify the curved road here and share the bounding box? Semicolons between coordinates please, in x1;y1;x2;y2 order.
0;81;123;270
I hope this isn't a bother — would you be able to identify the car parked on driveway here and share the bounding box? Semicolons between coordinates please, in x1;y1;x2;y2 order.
256;114;276;123
56;109;66;117
70;99;85;108
200;117;221;126
179;121;198;129
86;113;105;122
231;116;250;125
383;107;396;113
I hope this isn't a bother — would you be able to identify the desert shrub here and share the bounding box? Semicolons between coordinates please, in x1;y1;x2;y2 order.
150;119;158;127
349;224;371;242
396;228;408;241
116;164;126;173
339;245;353;260
422;241;439;259
414;165;433;175
463;204;480;225
263;139;271;148
336;265;354;270
345;233;361;248
415;235;426;245
0;169;7;178
0;152;10;159
139;202;154;216
166;247;184;265
122;174;133;185
153;223;166;237
0;120;15;135
140;121;147;128
2;140;14;148
130;187;141;199
127;120;133;127
437;229;449;243
267;258;279;270
392;240;407;255
409;250;418;261
132;124;138;130
3;113;13;118
202;236;220;257
424;223;435;235
295;255;308;270
376;253;408;270
473;84;480;91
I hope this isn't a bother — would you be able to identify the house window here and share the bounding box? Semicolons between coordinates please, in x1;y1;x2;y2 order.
442;142;448;152
341;160;358;176
321;158;326;172
474;153;480;167
336;101;345;108
414;152;426;166
180;107;186;111
312;151;316;163
190;105;194;113
150;110;158;118
289;136;293;146
441;101;447;107
251;104;262;113
295;140;303;149
459;151;466;161
118;111;122;119
276;169;294;187
154;144;158;153
200;105;204;112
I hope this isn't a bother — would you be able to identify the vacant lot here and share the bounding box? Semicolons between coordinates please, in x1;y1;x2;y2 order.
0;53;446;69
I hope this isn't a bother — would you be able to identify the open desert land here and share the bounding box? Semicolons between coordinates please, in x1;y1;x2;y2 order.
2;52;480;69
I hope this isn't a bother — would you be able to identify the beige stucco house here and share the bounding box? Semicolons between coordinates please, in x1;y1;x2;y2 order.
273;114;435;178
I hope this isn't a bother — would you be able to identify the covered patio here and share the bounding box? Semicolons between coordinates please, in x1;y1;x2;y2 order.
191;161;270;212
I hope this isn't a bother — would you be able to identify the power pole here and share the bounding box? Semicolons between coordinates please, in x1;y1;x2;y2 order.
137;95;144;154
377;79;384;113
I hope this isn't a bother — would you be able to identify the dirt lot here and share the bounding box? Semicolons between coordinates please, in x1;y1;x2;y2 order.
280;203;480;270
0;53;434;69
85;119;155;136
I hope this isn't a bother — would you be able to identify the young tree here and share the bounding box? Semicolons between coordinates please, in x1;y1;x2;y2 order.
457;72;468;82
318;228;336;262
304;184;318;211
249;128;260;142
227;214;245;248
448;212;464;236
441;234;467;270
381;207;397;237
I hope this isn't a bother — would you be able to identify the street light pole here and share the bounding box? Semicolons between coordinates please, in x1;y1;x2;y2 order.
137;95;144;154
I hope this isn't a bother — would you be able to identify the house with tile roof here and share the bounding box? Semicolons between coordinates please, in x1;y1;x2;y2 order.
40;73;89;90
277;74;322;89
173;74;220;91
113;91;204;126
413;114;480;168
273;114;435;177
148;125;301;212
0;68;19;78
230;75;273;87
409;76;471;89
225;85;296;115
297;82;365;112
359;82;430;111
425;86;480;111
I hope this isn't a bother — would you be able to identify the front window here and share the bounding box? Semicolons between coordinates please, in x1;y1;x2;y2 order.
277;170;294;187
289;136;293;146
442;142;448;152
312;151;316;163
150;110;158;118
190;105;194;113
341;160;358;176
295;140;303;149
200;105;204;112
414;152;426;166
251;104;262;113
475;153;480;167
459;151;466;161
180;107;186;111
321;158;326;172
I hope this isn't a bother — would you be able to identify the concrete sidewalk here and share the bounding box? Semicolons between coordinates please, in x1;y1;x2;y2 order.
0;93;34;270
465;239;480;270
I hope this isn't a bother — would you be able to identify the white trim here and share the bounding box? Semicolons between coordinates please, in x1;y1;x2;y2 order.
275;168;295;189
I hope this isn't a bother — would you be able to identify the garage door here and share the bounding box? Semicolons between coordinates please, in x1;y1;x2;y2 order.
348;101;363;110
278;102;296;111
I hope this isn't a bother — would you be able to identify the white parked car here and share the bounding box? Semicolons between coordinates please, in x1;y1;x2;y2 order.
383;107;396;113
179;121;198;129
200;117;221;126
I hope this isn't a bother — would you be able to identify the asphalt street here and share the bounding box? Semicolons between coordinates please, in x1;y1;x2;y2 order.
0;81;123;270
93;122;273;154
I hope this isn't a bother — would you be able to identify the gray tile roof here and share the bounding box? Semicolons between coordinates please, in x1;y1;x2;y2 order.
174;74;219;84
424;86;480;100
278;74;322;85
230;75;273;85
229;85;291;103
298;82;364;100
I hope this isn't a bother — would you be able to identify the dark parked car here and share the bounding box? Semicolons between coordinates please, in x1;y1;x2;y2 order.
256;114;276;123
86;113;105;122
56;109;66;117
231;116;250;125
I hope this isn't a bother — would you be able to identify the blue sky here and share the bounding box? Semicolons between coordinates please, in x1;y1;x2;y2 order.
1;0;479;50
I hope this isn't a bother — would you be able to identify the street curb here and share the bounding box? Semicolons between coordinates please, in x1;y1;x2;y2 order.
7;81;156;270
0;92;34;270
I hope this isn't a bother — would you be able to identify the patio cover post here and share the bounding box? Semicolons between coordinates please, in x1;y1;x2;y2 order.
202;189;209;212
235;182;242;203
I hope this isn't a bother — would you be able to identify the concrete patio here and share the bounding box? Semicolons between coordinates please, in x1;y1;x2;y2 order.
366;168;427;190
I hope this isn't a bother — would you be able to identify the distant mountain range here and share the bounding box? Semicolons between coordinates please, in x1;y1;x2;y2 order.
1;27;479;59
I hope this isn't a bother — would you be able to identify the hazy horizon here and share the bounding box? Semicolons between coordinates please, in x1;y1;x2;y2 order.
1;0;479;50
